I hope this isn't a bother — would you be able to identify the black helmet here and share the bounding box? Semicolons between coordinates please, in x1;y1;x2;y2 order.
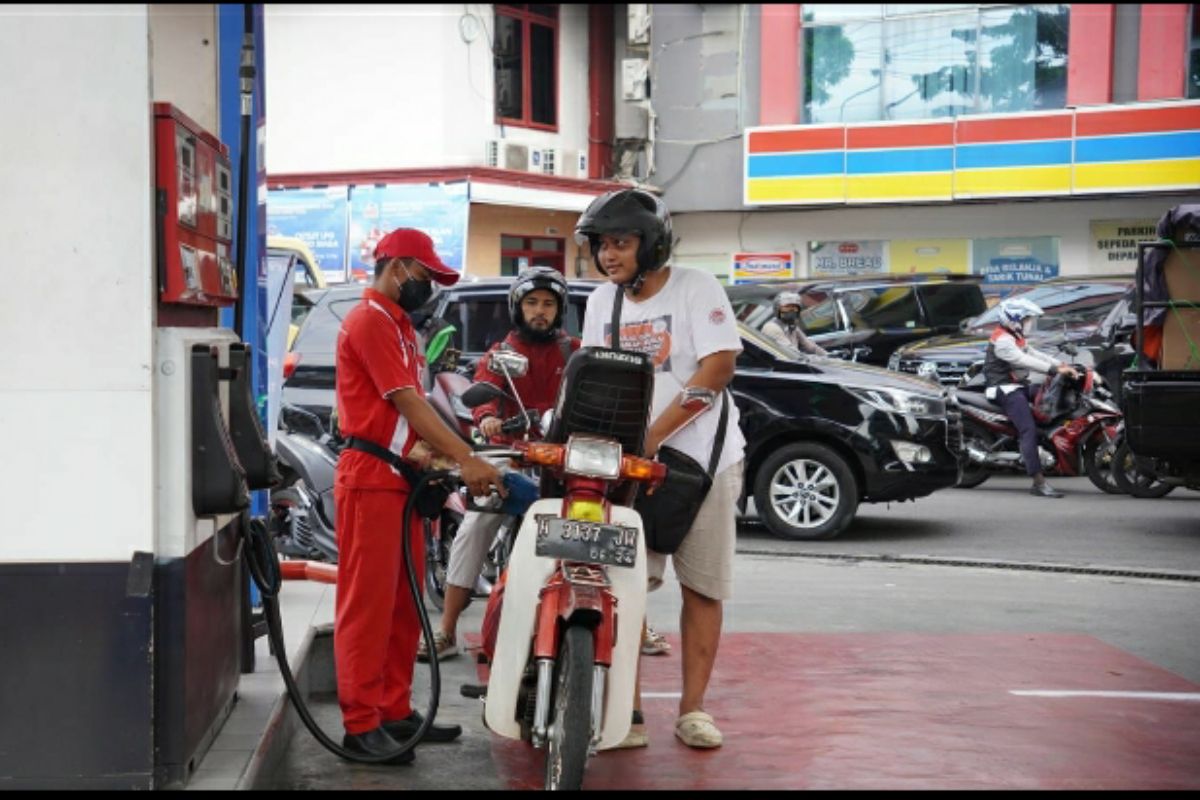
509;266;567;342
573;189;672;288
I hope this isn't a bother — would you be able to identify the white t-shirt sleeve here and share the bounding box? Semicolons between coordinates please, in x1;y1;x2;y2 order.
686;271;743;361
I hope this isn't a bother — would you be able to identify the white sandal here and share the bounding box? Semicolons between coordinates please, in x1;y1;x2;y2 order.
674;710;722;749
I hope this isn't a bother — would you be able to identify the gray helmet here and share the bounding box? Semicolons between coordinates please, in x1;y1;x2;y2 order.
509;266;567;342
773;290;803;316
573;189;672;286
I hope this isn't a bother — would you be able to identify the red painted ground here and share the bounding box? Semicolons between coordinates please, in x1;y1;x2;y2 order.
469;632;1200;790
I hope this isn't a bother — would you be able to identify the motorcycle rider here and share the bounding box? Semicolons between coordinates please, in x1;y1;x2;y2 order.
984;297;1079;498
418;266;581;662
761;291;828;356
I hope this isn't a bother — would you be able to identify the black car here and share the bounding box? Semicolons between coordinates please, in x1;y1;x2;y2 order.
727;274;988;368
283;277;963;540
887;275;1135;388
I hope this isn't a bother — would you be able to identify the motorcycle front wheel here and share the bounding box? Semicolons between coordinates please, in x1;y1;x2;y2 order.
1082;432;1124;495
545;624;594;791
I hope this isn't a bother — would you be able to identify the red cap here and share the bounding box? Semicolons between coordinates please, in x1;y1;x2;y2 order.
374;228;460;286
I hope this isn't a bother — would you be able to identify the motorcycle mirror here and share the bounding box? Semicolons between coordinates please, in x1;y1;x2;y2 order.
281;404;324;438
679;386;716;413
462;381;511;408
1061;343;1079;357
488;350;530;378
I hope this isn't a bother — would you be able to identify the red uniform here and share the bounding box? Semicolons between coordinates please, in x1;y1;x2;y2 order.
471;331;581;437
333;287;426;734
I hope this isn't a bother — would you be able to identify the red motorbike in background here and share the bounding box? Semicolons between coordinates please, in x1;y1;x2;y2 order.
952;357;1123;492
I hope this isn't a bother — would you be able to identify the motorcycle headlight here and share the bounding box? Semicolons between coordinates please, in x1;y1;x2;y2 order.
847;387;946;418
563;435;622;480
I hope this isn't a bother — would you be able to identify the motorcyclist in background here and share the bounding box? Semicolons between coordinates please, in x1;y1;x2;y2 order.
983;297;1079;498
418;266;580;662
762;291;828;356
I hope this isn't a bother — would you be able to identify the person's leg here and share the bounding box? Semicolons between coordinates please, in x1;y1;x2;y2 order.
438;512;503;641
334;486;404;735
668;462;742;747
379;495;425;723
1000;387;1041;478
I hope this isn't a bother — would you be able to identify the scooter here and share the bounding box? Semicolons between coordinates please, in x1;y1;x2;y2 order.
463;346;712;791
952;357;1123;491
269;402;469;610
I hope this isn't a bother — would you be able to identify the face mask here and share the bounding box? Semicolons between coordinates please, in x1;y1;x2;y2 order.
778;311;799;325
394;264;433;312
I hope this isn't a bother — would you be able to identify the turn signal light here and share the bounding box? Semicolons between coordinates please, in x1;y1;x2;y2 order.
523;442;565;468
620;455;663;482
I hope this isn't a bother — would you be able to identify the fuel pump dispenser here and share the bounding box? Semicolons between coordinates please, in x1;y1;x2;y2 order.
150;102;277;787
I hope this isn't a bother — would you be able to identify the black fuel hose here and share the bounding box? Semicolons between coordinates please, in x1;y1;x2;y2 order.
242;471;454;764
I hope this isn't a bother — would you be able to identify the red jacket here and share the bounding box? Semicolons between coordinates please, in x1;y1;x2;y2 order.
472;331;580;438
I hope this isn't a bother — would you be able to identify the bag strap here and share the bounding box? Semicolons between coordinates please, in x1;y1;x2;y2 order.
610;285;625;350
706;391;730;477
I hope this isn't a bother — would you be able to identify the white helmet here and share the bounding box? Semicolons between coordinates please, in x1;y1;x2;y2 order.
774;290;803;315
998;297;1044;331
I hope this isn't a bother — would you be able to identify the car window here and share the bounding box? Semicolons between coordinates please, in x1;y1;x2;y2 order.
967;283;1128;334
440;294;590;355
729;287;842;336
918;283;988;328
839;286;922;330
293;292;360;353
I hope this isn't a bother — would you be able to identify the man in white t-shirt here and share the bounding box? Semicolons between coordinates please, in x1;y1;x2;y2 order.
575;189;745;751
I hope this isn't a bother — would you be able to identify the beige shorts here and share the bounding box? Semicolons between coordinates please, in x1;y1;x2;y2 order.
646;461;743;601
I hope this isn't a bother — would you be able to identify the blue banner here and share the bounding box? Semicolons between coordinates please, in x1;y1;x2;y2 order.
266;187;350;280
973;237;1060;287
347;182;469;282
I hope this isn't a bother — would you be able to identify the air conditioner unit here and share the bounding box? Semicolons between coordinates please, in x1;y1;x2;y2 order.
535;147;561;176
487;140;529;171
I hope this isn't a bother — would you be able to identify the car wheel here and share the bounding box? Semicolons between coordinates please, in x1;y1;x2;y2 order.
753;442;859;540
956;420;992;489
1111;442;1175;499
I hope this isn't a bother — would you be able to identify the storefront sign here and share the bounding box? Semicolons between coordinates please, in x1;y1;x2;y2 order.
1089;219;1157;271
348;182;470;281
266;187;350;280
732;252;795;283
889;239;970;275
974;237;1060;285
810;240;885;277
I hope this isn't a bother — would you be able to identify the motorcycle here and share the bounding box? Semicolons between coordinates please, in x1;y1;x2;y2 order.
463;345;713;791
269;402;469;611
952;354;1123;492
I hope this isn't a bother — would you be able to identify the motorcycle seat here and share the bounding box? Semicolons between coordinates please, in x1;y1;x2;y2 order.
956;390;1005;412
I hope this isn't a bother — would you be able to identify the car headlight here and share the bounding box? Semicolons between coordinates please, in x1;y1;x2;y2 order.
564;435;622;479
890;440;933;464
847;386;946;418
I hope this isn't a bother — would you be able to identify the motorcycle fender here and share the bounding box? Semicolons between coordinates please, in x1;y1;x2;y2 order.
484;499;646;750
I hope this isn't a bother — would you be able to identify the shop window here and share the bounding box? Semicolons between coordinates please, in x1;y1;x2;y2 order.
495;4;558;130
803;4;1070;123
500;234;565;276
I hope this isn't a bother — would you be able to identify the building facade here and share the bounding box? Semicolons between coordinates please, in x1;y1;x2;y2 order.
645;4;1200;288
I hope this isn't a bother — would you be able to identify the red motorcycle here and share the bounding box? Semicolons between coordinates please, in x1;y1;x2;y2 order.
953;362;1123;491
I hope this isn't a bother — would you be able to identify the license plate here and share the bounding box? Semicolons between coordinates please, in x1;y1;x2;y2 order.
535;516;637;569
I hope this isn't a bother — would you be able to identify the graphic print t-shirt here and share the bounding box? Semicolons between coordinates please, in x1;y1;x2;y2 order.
582;267;746;474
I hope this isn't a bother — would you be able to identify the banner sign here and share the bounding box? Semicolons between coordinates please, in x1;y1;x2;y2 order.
348;182;470;281
810;240;886;277
266;187;350;280
974;237;1060;285
1089;219;1157;272
732;252;795;284
889;239;971;275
